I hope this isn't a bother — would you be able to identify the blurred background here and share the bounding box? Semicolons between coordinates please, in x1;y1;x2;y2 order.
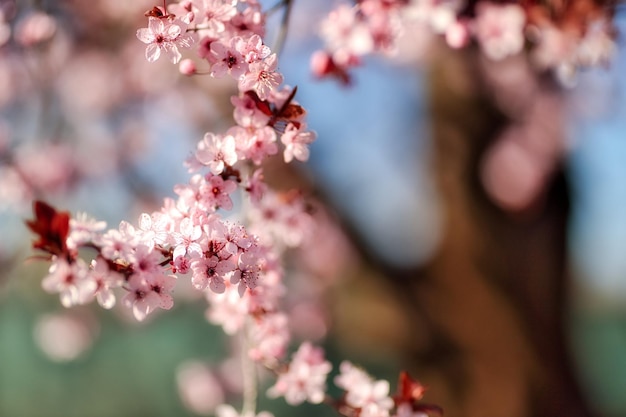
1;1;626;416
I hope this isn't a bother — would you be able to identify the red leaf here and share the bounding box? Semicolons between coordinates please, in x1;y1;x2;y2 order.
394;371;426;404
25;200;71;258
393;371;443;416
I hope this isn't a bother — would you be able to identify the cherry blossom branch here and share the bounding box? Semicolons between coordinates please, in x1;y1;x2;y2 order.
24;0;622;416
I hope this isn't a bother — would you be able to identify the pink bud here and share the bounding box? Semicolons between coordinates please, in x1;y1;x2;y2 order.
179;59;197;76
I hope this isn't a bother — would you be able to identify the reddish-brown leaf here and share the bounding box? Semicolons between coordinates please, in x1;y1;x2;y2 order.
25;200;71;258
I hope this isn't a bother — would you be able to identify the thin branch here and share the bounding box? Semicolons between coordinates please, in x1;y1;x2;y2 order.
266;0;289;16
273;0;294;56
241;319;258;416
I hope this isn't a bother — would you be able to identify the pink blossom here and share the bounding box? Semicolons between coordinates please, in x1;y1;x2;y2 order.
281;123;316;163
195;132;239;175
238;54;283;100
335;361;374;391
84;257;124;309
205;281;249;334
320;4;374;58
473;2;525;61
208;37;247;78
230;250;260;296
222;222;254;255
136;16;195;64
248;312;290;362
231;126;278;165
174;173;237;214
232;93;271;128
335;361;394;417
195;0;238;36
246;168;267;204
200;173;238;211
168;1;197;24
249;189;314;248
172;254;192;274
137;211;170;246
240;34;271;63
123;272;177;321
405;0;460;34
190;254;235;293
67;212;107;250
42;257;91;308
246;255;286;315
128;243;162;277
229;3;266;38
267;342;332;405
100;221;140;261
172;217;204;260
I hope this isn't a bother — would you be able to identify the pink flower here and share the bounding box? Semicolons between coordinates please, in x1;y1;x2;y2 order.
84;257;124;309
248;312;290;361
208;37;247;78
268;342;332;405
100;220;139;260
42;257;91;308
123;272;177;321
195;132;239;175
232;93;271;128
205;281;249;334
195;0;238;35
281;123;316;163
240;34;271;63
190;254;235;293
335;361;394;417
320;4;374;57
230;250;260;296
172;217;204;260
67;212;107;250
238;54;283;100
200;173;238;211
136;16;195;64
230;3;266;38
137;212;170;246
128;243;162;277
246;168;267;204
231;126;278;165
222;222;254;255
473;2;525;61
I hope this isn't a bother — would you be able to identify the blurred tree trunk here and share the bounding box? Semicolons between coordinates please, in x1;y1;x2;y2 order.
389;47;595;417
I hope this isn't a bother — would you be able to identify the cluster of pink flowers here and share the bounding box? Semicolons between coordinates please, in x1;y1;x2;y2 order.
137;1;315;165
26;2;440;416
311;0;616;84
